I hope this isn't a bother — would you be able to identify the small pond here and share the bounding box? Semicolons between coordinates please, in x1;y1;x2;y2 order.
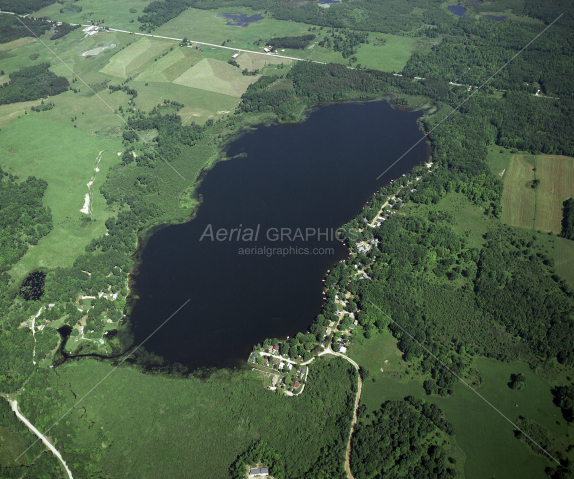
447;5;467;16
216;13;264;27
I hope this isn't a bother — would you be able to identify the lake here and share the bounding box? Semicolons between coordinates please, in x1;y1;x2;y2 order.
129;100;429;370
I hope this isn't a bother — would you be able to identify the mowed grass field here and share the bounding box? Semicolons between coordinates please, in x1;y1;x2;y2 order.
502;154;574;233
501;154;536;230
555;236;574;289
100;37;173;79
173;57;259;97
133;81;240;124
0;115;122;282
353;331;569;479
135;47;202;82
533;155;574;233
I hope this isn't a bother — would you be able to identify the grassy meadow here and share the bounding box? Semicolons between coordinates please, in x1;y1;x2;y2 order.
32;0;155;30
0;115;123;282
349;329;570;479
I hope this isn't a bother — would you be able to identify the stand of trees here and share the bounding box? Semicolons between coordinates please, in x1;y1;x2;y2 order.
351;397;456;479
49;22;80;40
560;198;574;240
0;63;69;105
0;0;54;15
267;34;315;50
0;15;51;44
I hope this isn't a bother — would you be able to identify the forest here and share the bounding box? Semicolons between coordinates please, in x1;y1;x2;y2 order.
561;198;574;240
351;397;457;479
0;63;69;105
0;0;54;15
0;15;51;44
266;34;315;50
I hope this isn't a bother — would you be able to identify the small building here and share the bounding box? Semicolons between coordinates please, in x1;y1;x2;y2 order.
273;344;279;351
263;47;270;53
263;357;268;363
231;53;239;59
249;467;269;476
196;44;201;49
294;381;300;388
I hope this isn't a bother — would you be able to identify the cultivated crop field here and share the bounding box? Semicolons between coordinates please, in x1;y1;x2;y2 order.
533;155;574;233
100;37;173;79
173;57;259;97
501;154;536;230
501;154;574;233
135;47;202;82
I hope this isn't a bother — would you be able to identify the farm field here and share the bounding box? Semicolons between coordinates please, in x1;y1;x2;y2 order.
555;236;574;289
32;0;154;30
133;81;240;124
501;154;536;230
501;154;574;233
172;57;259;98
353;331;568;479
135;47;202;83
100;37;173;79
0;115;122;282
342;34;419;72
154;7;311;52
533;155;574;233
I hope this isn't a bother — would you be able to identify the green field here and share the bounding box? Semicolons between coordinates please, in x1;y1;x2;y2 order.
135;47;203;82
0;115;122;281
501;154;536;230
351;330;569;479
33;0;155;30
501;154;574;233
173;57;258;97
533;155;574;233
348;34;420;72
133;81;240;124
555;236;574;288
100;37;173;79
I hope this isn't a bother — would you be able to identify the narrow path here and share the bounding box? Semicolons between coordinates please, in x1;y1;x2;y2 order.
9;399;73;479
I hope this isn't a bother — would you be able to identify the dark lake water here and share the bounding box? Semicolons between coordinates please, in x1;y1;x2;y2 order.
216;13;264;27
130;100;428;370
447;5;467;16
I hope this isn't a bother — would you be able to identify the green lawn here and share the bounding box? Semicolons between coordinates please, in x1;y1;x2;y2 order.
0;115;123;282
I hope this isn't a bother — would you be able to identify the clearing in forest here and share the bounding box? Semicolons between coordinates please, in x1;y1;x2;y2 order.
501;154;574;233
100;37;172;79
173;57;259;97
533;155;574;233
501;155;536;230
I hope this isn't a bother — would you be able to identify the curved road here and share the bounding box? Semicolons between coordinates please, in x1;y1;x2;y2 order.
9;400;73;479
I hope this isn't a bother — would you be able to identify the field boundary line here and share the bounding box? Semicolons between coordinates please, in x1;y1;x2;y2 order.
14;16;187;180
366;299;560;465
15;299;191;462
375;13;564;181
